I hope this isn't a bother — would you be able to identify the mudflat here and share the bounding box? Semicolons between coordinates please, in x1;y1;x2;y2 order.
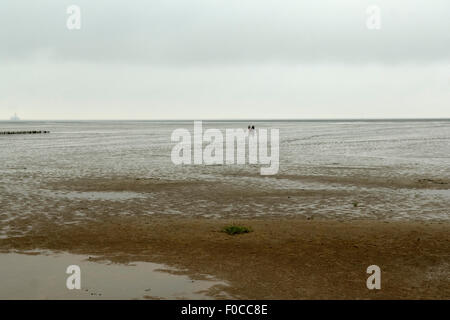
1;216;448;299
1;121;449;299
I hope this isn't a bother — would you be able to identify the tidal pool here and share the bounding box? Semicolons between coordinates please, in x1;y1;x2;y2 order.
0;251;230;300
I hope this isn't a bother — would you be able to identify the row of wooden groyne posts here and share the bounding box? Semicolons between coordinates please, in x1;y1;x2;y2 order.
0;130;50;135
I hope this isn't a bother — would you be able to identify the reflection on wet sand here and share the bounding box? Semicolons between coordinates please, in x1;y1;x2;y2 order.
0;251;231;300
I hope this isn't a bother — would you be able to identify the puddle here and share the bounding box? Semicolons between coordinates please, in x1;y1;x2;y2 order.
0;252;230;300
416;189;450;197
43;190;149;201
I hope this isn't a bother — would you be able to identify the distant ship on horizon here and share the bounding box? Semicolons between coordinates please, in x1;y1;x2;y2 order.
10;113;20;121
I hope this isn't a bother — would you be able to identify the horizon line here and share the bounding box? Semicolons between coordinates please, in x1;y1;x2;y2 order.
1;117;450;122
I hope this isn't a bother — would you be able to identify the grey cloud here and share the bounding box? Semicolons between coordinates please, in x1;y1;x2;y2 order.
1;0;450;64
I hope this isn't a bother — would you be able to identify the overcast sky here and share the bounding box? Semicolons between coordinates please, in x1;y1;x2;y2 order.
1;0;449;119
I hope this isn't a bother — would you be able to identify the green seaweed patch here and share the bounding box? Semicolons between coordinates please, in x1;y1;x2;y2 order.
222;225;252;235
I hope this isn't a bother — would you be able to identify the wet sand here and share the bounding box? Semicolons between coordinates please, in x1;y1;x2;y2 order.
1;171;450;299
1;121;449;299
1;216;449;299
